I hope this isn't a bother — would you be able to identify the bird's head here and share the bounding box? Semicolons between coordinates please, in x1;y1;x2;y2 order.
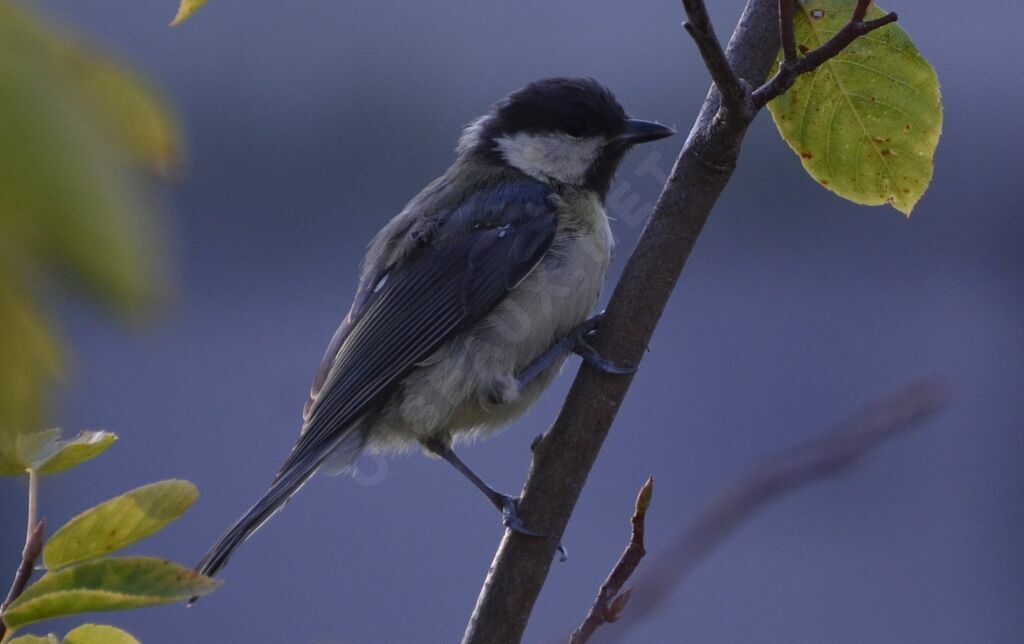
458;77;674;197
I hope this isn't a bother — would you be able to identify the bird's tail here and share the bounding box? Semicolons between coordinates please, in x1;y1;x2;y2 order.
191;432;366;602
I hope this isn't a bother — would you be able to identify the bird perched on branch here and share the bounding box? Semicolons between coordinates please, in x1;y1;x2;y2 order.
194;77;673;585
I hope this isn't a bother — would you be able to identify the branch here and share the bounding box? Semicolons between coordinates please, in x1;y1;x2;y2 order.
752;0;898;107
610;378;949;635
463;1;907;641
0;469;46;640
778;0;797;62
460;2;781;642
569;477;654;644
681;0;752;118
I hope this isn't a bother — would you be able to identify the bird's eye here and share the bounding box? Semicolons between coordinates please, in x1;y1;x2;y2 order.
563;117;588;138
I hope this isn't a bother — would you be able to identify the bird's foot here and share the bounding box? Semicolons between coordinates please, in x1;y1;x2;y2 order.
571;314;637;376
499;494;567;562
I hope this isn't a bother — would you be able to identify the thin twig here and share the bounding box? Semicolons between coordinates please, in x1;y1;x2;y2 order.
851;0;871;23
681;0;753;118
609;378;949;636
778;0;797;62
0;469;46;640
752;0;898;107
569;477;654;644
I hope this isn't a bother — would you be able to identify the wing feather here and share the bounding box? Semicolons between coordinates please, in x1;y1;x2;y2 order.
276;181;557;481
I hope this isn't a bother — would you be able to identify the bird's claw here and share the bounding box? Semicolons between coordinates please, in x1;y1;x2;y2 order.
499;495;568;561
500;495;546;537
572;315;637;376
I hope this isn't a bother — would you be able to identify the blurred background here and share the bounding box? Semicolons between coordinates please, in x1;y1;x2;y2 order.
2;0;1021;641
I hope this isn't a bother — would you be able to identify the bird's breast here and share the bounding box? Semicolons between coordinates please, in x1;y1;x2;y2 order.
484;189;613;369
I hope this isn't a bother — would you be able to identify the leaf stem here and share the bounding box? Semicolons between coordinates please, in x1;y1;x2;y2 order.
26;469;38;545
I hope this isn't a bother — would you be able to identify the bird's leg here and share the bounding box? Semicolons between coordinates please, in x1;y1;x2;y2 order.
423;437;546;538
423;440;568;559
516;313;636;390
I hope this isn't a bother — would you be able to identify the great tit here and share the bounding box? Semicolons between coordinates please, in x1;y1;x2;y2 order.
195;77;673;583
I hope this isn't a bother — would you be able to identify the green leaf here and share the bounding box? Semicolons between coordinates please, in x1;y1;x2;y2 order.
2;557;221;630
34;430;117;475
767;0;942;215
63;624;139;644
0;5;170;313
44;480;198;569
8;635;59;644
0;3;178;460
3;429;116;477
0;279;61;475
170;0;208;26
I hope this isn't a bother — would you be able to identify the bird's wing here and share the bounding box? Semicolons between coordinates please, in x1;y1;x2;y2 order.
276;180;557;481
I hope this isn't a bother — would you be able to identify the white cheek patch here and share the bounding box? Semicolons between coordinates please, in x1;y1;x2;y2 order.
495;132;602;185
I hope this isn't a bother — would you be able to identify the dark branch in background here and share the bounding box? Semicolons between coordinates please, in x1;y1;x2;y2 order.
0;519;45;640
752;0;898;107
609;378;949;637
461;1;901;642
569;477;654;644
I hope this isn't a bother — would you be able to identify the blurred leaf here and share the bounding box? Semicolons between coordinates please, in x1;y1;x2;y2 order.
0;277;61;475
170;0;208;27
0;3;172;311
8;634;59;644
35;431;118;475
2;557;221;630
0;2;178;453
13;428;62;474
1;3;182;175
63;624;139;644
44;480;198;569
767;0;942;215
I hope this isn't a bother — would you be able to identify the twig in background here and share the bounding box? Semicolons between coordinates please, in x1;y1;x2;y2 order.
569;477;654;644
609;378;949;637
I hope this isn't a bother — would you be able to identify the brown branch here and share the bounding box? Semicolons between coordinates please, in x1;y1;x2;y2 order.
752;0;899;107
0;518;45;639
609;378;949;636
778;0;797;62
680;0;752;118
462;1;912;641
461;2;781;642
569;477;654;644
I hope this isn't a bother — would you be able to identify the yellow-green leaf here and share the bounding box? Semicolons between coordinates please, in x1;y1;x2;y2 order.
4;429;116;477
8;635;59;644
14;428;62;472
767;0;942;215
63;624;139;644
0;278;61;475
0;3;171;313
44;480;198;569
170;0;208;27
1;3;181;175
34;430;117;475
2;557;221;630
0;2;177;464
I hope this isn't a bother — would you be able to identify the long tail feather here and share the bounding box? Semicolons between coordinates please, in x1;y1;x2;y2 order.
191;431;366;603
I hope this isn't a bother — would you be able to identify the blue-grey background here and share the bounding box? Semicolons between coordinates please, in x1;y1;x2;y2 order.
5;0;1021;642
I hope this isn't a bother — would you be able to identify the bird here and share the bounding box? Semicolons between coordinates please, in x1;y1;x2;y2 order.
194;77;673;586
